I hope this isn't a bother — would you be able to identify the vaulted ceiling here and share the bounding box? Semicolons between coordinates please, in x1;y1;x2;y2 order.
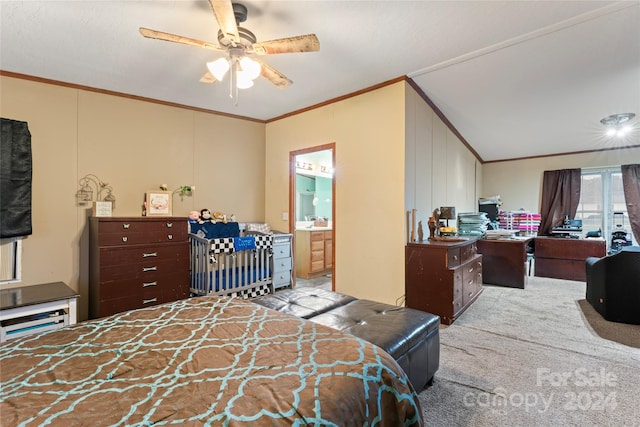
1;1;639;162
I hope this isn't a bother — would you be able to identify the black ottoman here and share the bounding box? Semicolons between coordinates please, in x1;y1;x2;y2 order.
253;287;356;318
310;299;440;391
254;288;440;391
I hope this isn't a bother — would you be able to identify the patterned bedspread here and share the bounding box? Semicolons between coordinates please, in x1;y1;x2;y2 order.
1;296;422;426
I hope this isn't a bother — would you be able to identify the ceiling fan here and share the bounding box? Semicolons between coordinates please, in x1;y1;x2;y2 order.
139;0;320;100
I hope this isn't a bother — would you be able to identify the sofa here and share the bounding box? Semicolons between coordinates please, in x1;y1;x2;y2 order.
253;287;440;391
585;246;640;324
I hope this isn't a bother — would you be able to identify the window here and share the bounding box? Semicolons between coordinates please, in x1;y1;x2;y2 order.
0;238;22;284
576;167;630;250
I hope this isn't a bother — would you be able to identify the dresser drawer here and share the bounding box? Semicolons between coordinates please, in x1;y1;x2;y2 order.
99;242;188;267
97;230;186;246
272;257;292;273
447;247;462;268
93;218;187;246
98;271;188;300
462;256;483;305
461;242;477;262
97;292;171;317
273;270;292;286
273;243;291;259
100;257;188;282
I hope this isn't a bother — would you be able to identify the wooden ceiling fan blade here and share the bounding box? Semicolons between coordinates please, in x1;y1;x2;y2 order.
200;70;218;84
209;0;240;45
252;34;320;55
139;27;222;51
256;60;292;88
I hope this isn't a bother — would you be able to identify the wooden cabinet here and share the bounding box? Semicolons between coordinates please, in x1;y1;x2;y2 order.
476;238;530;288
405;239;482;325
271;233;294;291
295;229;332;279
89;217;189;319
324;232;333;270
534;237;606;281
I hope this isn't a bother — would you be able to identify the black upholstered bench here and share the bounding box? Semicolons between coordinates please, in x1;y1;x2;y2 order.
253;287;440;391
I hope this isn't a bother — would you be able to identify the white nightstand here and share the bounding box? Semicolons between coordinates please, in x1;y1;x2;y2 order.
0;282;79;342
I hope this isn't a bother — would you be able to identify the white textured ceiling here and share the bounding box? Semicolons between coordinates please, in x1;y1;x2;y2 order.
1;0;639;162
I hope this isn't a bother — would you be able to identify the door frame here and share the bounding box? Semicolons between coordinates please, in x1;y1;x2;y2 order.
289;143;336;290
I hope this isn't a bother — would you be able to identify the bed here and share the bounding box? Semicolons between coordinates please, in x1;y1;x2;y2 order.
189;222;275;298
0;296;423;426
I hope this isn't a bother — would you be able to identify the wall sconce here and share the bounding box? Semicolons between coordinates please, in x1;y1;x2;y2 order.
296;161;313;171
76;174;116;208
320;165;334;174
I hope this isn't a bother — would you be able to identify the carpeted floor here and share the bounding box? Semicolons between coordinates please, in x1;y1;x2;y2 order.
418;276;640;426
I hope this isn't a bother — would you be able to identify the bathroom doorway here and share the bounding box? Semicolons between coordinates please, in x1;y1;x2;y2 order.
289;143;335;291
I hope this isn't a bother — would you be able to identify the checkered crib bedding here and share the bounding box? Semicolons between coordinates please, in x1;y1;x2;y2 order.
190;234;274;298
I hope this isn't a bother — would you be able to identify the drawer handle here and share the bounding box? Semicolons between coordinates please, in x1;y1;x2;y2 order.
166;222;173;228
143;298;158;305
123;223;130;229
143;252;158;258
168;234;173;240
143;281;158;287
469;292;473;297
122;237;128;242
143;266;158;272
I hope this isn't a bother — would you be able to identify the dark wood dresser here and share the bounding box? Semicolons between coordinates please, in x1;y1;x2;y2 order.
534;236;606;281
89;216;189;319
405;238;483;325
476;238;531;288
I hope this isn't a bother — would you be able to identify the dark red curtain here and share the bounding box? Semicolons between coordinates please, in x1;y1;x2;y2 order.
538;168;581;236
621;164;640;245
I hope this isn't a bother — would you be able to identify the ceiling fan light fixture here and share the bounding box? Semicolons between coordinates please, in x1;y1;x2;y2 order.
207;58;230;81
239;57;261;80
236;75;254;89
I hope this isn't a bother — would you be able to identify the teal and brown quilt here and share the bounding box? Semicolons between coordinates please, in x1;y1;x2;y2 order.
1;296;422;426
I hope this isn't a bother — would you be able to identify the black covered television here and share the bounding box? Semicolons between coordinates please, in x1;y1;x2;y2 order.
478;203;499;221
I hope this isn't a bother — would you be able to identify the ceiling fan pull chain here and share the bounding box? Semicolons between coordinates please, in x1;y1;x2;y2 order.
232;59;239;106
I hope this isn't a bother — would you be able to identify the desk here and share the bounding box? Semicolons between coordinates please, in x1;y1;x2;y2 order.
534;237;606;281
476;238;530;288
0;282;79;342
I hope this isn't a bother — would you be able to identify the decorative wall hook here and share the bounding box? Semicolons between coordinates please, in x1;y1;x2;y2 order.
160;184;195;200
76;174;116;208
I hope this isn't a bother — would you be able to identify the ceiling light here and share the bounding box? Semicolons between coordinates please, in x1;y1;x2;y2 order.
207;58;230;81
600;113;636;138
206;54;261;105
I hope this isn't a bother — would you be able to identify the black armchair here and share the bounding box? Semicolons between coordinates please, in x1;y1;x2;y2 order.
585;246;640;324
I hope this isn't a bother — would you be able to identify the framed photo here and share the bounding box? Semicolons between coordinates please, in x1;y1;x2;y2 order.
92;201;113;217
145;191;172;216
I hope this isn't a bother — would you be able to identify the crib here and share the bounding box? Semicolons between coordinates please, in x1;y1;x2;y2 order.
189;231;274;298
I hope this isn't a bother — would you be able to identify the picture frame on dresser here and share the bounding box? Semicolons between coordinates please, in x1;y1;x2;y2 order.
145;191;172;216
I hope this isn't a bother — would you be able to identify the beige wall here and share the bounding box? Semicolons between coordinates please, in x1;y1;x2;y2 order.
404;83;482;227
265;81;483;305
265;82;407;305
483;148;640;213
10;72;631;318
1;75;266;320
